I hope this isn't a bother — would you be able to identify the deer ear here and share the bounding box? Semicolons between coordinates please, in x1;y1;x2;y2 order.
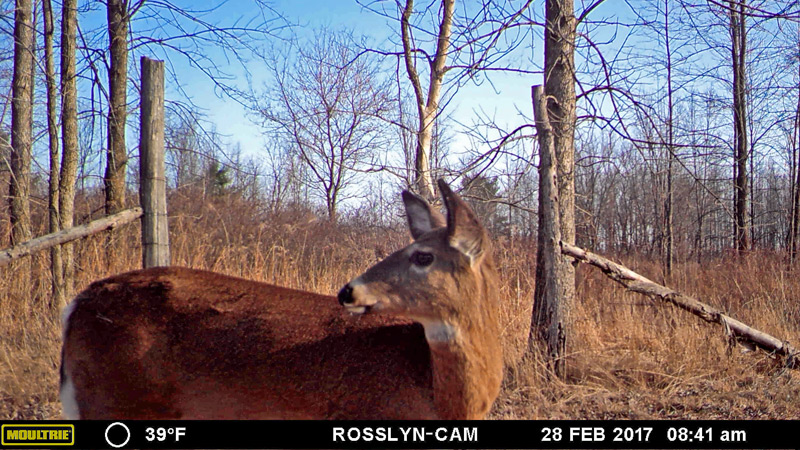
438;179;487;265
402;190;446;239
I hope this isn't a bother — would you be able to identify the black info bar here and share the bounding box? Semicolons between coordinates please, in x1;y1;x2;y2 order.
0;420;796;449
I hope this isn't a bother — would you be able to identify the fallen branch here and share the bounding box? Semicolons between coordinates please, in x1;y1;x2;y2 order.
0;207;143;267
561;242;799;369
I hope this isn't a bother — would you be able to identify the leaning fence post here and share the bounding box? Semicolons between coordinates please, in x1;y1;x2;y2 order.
139;57;170;268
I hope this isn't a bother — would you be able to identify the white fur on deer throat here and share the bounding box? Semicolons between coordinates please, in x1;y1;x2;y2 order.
415;317;459;344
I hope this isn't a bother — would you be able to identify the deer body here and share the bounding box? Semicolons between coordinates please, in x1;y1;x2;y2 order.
60;180;503;420
61;267;435;419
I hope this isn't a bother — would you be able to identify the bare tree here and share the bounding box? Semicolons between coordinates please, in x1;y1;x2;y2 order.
58;0;79;302
663;0;676;275
42;0;63;308
530;0;578;377
729;0;750;252
104;0;132;215
360;0;536;199
401;0;453;200
75;0;286;217
792;52;800;261
8;0;34;286
624;0;695;275
253;29;393;222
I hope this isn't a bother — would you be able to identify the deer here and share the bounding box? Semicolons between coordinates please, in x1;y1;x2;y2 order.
60;179;503;420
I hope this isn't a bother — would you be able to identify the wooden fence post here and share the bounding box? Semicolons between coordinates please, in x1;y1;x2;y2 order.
140;57;170;268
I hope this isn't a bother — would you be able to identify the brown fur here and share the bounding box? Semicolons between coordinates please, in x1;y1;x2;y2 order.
62;267;435;419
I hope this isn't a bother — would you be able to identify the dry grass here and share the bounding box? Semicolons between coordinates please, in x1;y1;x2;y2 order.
495;254;800;420
1;191;799;420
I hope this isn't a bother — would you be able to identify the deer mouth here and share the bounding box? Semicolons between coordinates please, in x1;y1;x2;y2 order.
340;282;383;315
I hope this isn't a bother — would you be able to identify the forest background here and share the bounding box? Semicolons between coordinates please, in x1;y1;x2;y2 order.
2;0;800;419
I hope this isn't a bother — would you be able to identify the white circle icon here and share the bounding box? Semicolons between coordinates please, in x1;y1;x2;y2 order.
105;422;131;448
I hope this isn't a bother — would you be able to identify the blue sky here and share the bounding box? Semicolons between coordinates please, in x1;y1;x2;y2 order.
169;0;403;158
147;0;549;160
181;0;634;163
54;0;634;183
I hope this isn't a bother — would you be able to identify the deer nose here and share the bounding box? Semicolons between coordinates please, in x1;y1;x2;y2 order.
338;284;354;306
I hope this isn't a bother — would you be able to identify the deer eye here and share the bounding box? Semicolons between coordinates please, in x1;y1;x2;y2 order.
411;251;434;267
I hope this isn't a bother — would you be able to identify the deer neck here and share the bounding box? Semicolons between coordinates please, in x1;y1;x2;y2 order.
420;316;503;420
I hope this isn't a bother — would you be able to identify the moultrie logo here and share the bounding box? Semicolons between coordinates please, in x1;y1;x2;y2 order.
1;424;75;446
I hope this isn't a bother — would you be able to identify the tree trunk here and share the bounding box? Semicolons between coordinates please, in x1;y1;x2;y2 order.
791;98;800;262
730;0;749;253
530;86;566;377
791;49;800;264
415;112;436;200
664;0;674;277
530;0;577;377
793;145;800;262
43;0;64;309
59;0;79;303
105;0;129;215
544;0;577;253
792;95;800;261
9;0;35;289
400;0;453;201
